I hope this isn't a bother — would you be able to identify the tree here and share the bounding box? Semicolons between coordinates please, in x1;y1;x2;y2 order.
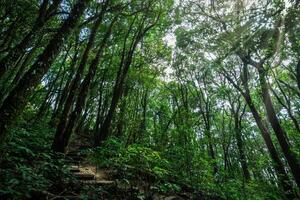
0;0;91;146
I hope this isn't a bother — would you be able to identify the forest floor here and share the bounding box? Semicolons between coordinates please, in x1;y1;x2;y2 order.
65;152;183;200
48;151;223;200
0;125;223;200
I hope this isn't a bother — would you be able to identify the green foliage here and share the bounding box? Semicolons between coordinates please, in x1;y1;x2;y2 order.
0;121;75;199
90;138;170;178
1;0;300;199
89;138;176;191
158;182;181;193
120;144;170;178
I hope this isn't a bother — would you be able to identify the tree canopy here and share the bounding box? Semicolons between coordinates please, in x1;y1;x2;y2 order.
0;0;300;199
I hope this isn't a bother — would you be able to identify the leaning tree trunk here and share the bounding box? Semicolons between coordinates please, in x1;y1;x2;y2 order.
296;58;300;91
234;112;251;182
243;92;296;198
258;64;300;189
115;82;131;138
93;70;107;140
34;52;68;122
95;13;158;145
0;0;90;147
50;39;80;127
0;0;62;78
52;5;108;152
223;67;296;199
52;19;113;153
96;48;136;145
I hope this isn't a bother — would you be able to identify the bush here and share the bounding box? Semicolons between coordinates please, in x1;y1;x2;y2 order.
0;121;75;199
89;138;173;191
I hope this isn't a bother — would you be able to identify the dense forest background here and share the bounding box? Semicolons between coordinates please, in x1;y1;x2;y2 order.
0;0;300;199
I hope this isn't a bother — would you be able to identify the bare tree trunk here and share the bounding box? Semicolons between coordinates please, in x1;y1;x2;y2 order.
116;85;129;138
243;92;296;197
93;70;107;141
34;52;68;121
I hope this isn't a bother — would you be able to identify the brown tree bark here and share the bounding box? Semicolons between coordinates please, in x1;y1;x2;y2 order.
257;63;300;189
52;5;107;152
0;0;62;78
223;64;296;198
95;14;155;145
296;58;300;90
0;0;90;147
52;17;114;153
233;105;251;182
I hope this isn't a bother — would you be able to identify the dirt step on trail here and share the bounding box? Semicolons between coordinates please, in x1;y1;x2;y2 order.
74;173;95;181
83;180;116;187
65;152;203;200
68;162;114;184
70;166;80;173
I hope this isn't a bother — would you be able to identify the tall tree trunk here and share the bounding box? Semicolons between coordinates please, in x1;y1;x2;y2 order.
0;16;21;53
93;70;107;141
0;0;62;78
52;17;113;153
52;8;106;152
258;64;300;189
296;58;300;91
34;52;68;121
138;88;148;139
270;85;300;133
96;77;124;145
50;38;80;126
0;0;90;147
95;13;158;145
223;66;296;198
234;112;251;182
243;92;296;197
116;89;128;138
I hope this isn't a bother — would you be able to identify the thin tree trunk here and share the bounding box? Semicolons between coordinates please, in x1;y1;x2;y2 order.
270;86;300;133
0;0;90;147
93;70;107;141
52;8;106;152
50;38;80;126
52;17;113;152
223;66;296;198
0;0;62;78
257;64;300;189
138;88;148;139
95;13;159;145
296;58;300;90
34;52;68;121
244;92;295;197
116;87;128;138
234;112;251;182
